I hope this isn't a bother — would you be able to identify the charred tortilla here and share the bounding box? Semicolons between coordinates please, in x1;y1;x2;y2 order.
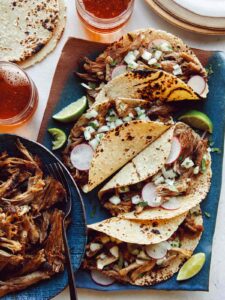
99;122;212;220
83;206;203;286
95;70;200;104
78;28;208;100
63;98;170;192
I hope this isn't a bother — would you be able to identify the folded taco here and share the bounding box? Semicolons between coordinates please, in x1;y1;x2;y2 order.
78;28;208;99
63;98;170;192
83;206;203;286
99;122;211;220
95;70;201;104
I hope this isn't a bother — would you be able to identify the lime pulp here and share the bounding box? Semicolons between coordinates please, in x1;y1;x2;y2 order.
178;110;213;133
53;96;87;123
177;252;206;281
48;128;67;150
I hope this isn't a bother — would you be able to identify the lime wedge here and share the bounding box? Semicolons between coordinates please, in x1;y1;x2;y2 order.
178;110;213;133
53;96;87;123
48;128;67;150
177;253;206;281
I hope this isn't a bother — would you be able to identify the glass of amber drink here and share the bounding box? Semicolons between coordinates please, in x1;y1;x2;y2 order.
76;0;135;33
0;62;38;128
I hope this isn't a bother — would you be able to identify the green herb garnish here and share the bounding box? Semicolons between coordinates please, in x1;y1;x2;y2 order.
90;205;97;218
179;156;183;162
201;157;207;173
110;60;118;67
206;65;214;76
211;147;221;153
138;201;149;207
88;122;98;129
204;212;211;218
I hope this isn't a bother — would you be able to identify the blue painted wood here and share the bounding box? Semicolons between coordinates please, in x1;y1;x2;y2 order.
41;48;225;292
0;134;87;300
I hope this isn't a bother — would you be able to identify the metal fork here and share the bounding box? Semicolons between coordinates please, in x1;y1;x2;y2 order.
46;162;78;300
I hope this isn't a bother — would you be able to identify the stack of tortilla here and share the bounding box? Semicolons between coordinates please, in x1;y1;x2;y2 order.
0;0;66;68
63;29;211;285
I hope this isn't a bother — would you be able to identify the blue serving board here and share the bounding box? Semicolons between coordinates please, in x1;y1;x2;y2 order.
38;37;225;292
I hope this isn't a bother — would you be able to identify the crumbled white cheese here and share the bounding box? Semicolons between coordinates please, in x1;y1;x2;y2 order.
148;58;157;65
181;157;194;169
131;195;142;205
173;64;183;76
138;114;150;121
96;133;104;141
160;42;172;52
115;119;124;127
142;50;152;61
89;120;99;128
89;138;99;150
109;122;116;130
128;112;134;118
84;130;91;141
193;166;200;174
109;195;121;205
98;125;110;133
162;168;177;179
165;179;175;186
123;116;133;122
90;243;102;252
154;50;162;60
133;50;140;57
124;51;136;65
85;109;98;119
128;61;138;69
99;253;106;260
154;176;165;185
110;246;119;258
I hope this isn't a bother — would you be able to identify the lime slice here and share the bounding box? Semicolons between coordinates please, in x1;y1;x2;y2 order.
177;253;206;281
178;110;213;133
48;128;67;150
53;96;87;123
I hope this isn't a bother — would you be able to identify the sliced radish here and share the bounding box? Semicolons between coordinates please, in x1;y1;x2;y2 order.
161;197;180;210
142;183;161;207
187;75;206;96
166;137;181;164
148;39;171;51
145;241;171;260
91;270;115;286
70;144;94;171
111;65;127;79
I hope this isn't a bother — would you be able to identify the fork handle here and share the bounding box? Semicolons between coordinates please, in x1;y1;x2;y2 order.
63;225;78;300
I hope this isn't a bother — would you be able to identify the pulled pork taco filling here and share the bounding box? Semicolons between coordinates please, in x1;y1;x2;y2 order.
77;30;207;99
63;99;173;188
83;208;203;285
101;123;210;216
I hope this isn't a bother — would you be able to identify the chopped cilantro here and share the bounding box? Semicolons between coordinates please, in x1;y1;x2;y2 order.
110;60;118;67
90;205;97;218
88;122;98;129
204;212;211;218
138;201;149;207
206;65;214;76
179;156;183;162
211;147;221;153
201;157;207;173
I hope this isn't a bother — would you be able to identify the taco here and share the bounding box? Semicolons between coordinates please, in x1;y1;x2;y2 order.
83;206;203;286
63;98;170;192
99;122;211;220
78;28;208;100
95;70;201;104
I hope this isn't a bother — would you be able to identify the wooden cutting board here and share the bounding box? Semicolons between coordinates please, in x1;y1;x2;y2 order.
145;0;225;35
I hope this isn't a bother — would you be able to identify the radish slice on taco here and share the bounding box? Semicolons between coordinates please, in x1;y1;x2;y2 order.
77;28;208;100
63;98;170;192
82;206;203;286
99;122;211;220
